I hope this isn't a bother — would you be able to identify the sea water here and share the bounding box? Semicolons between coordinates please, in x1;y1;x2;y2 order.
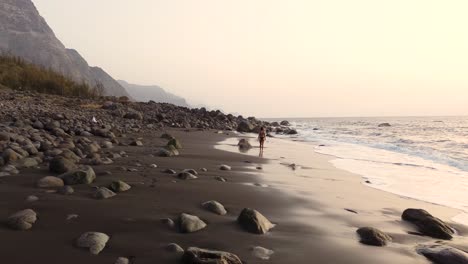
269;116;468;225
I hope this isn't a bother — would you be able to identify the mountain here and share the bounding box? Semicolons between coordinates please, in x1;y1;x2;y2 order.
0;0;130;97
118;80;190;107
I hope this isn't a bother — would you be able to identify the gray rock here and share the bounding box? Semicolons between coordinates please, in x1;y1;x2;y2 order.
7;209;37;230
161;133;174;140
25;195;39;202
202;200;227;215
115;257;129;264
237;120;254;133
37;176;64;188
58;185;74;195
166;243;184;254
179;213;207;233
3;148;19;163
280;120;290;126
178;172;198;180
20;157;39;168
130;140;143;146
49;156;76;174
109;180;131;192
163;169;177;174
214;176;227;182
161;218;175;229
59;166;96;185
378;123;391;127
93;187;116;199
402;209;454;239
157;146;179;157
237;208;275;234
167;138;182;149
417;244;468;264
219;165;231;171
182;247;242;264
356;227;392;246
238;139;252;150
76;232;110;255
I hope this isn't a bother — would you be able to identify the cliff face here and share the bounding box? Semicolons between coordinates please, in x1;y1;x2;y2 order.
118;80;190;107
0;0;130;97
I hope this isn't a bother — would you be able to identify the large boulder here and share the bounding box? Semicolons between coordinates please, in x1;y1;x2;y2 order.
76;232;110;255
37;176;64;188
237;120;254;133
59;166;96;185
237;208;275;234
202;200;227;215
417;244;468;264
356;227;392;246
7;209;37;230
179;213;207;233
49;157;77;174
182;247;243;264
402;209;454;239
280;120;290;126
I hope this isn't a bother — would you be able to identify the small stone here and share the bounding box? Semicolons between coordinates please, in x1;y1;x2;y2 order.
356;227;392;246
161;218;175;229
7;209;37;230
59;166;96;185
166;243;184;253
252;246;274;260
67;214;79;221
202;200;227;215
115;257;129;264
76;232;110;254
93;187;116;199
109;180;131;192
150;164;158;168
37;176;64;188
182;247;242;264
163;169;177;174
219;165;231;171
179;213;207;233
167;138;182;149
214;176;227;182
417;244;468;264
130;140;143;146
200;168;208;172
49;157;76;174
177;172;198;180
182;169;198;175
58;185;74;195
26;195;39;202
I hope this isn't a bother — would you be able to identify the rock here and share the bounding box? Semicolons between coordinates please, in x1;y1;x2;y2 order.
286;129;298;135
179;213;207;233
214;176;227;182
150;164;158;168
76;232;110;255
182;169;198;175
417;244;468;264
178;172;198;180
3;148;18;163
280;120;290;126
93;187;116;199
161;133;174;140
182;247;242;264
49;157;76;174
109;180;131;192
26;195;39;202
219;165;231;171
166;243;184;254
252;246;274;260
20;157;39;168
402;209;454;239
59;166;96;185
161;218;175;229
66;214;79;221
130;140;143;146
124;111;143;120
37;176;64;188
0;132;11;141
7;209;37;230
158;146;179;157
167;138;182;149
378;123;391;127
200;168;208;172
237;139;252;150
356;227;392;246
58;185;74;195
163;169;177;174
237;208;275;234
202;200;227;215
115;257;129;264
2;165;19;174
237;120;254;132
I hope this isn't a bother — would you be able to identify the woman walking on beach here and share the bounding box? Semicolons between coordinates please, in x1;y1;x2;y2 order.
258;127;266;150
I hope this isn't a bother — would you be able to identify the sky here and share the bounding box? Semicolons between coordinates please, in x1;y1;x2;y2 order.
33;0;468;118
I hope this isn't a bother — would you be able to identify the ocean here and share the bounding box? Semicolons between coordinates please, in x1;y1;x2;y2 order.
270;116;468;224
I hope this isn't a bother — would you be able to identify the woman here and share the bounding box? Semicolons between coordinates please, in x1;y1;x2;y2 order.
258;127;266;150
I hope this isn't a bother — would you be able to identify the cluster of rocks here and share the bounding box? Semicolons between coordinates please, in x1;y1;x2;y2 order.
356;208;465;264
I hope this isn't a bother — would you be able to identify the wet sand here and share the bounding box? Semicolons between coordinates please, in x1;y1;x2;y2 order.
0;129;467;263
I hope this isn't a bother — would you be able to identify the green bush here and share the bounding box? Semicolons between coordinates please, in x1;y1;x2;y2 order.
0;55;102;98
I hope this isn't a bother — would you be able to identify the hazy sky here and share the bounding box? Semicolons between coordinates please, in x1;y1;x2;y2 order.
33;0;467;117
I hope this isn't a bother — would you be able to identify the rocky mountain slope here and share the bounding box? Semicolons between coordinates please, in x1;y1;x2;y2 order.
0;0;129;97
118;80;190;107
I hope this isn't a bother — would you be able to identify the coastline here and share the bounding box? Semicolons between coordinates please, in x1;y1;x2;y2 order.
0;129;466;263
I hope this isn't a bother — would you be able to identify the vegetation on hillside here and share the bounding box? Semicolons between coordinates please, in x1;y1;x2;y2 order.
0;55;103;98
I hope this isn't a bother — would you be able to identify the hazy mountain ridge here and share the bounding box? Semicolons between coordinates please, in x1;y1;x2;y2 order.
118;80;190;107
0;0;129;97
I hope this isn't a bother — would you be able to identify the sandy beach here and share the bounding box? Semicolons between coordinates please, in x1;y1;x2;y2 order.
1;129;466;264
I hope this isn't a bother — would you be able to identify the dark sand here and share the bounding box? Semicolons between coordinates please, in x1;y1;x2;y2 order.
1;130;467;263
